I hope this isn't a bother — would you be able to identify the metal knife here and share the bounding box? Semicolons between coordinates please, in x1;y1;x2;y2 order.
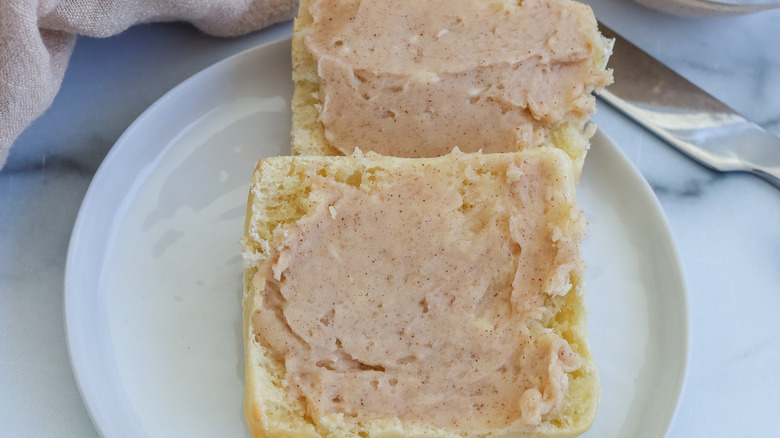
597;23;780;188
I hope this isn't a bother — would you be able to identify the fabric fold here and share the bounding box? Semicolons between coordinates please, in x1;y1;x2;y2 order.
0;0;298;168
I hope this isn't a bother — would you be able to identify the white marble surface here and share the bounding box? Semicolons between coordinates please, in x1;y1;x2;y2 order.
1;1;778;436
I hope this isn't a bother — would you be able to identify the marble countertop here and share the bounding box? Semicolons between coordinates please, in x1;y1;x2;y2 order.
1;0;778;436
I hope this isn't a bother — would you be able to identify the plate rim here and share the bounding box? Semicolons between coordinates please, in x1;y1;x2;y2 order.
588;128;690;436
63;36;294;438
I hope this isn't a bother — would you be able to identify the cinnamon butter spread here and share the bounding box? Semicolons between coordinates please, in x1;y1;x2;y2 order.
251;151;586;433
304;0;612;157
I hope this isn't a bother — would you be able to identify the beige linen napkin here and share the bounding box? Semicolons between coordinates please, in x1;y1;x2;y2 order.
0;0;298;169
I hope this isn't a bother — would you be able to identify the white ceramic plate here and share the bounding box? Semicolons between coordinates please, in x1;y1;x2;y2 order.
65;37;688;438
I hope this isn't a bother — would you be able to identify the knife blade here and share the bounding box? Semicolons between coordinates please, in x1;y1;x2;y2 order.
597;23;780;188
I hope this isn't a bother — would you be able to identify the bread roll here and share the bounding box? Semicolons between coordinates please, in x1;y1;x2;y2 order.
241;149;598;438
291;0;613;176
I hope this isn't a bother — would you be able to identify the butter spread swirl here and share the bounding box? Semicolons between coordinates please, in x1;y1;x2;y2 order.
251;151;586;432
305;0;612;157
